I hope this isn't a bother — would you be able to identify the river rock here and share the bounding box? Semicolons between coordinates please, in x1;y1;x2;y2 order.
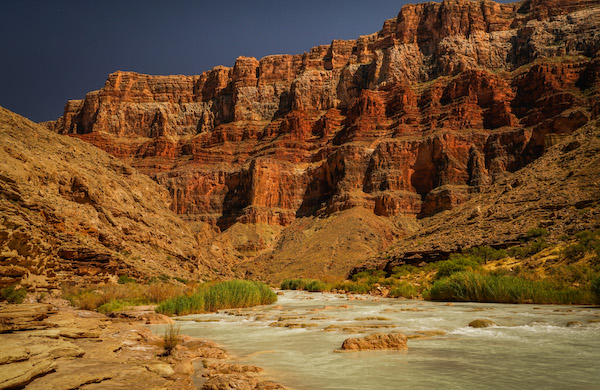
468;319;496;328
145;362;176;378
339;333;408;351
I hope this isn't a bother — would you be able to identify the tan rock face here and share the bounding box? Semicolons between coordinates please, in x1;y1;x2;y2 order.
0;107;238;288
39;0;600;279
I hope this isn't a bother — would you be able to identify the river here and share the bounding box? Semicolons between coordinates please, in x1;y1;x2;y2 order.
157;291;600;389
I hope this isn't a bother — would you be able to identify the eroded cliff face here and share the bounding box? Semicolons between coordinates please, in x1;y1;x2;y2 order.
46;0;600;279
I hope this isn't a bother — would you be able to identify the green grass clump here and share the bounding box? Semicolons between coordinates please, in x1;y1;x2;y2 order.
156;280;276;316
281;279;311;290
0;285;27;304
427;272;592;304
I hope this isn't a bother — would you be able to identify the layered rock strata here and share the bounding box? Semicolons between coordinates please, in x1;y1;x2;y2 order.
48;0;600;230
44;0;600;279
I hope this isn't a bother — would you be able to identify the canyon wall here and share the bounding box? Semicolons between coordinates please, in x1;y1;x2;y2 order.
44;0;600;279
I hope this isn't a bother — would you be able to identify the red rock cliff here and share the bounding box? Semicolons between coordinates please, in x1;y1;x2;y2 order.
47;0;600;232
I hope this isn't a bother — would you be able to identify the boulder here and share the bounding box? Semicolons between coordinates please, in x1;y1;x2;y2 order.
468;319;496;328
339;333;408;351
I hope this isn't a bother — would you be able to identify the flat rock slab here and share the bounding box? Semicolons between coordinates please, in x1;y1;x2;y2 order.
0;303;56;333
59;328;101;339
0;357;56;390
26;360;168;390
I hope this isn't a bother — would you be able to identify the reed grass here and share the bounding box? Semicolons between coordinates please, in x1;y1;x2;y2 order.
156;280;277;316
427;271;593;304
63;282;187;312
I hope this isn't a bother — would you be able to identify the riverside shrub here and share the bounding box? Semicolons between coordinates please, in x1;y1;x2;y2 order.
434;255;481;279
389;282;418;298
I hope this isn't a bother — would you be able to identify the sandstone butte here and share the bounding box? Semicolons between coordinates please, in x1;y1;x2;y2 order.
1;0;600;288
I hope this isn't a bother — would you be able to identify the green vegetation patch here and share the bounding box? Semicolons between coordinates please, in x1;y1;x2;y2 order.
428;272;593;305
0;285;27;304
63;281;187;312
156;280;277;316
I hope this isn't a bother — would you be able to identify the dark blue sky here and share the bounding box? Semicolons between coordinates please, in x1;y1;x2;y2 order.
1;0;513;123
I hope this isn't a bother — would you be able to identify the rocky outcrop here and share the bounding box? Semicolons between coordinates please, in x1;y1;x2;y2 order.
0;302;286;390
338;333;408;351
366;119;600;270
42;0;600;280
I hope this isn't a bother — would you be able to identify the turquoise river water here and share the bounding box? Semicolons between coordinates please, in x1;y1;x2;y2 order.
152;291;600;389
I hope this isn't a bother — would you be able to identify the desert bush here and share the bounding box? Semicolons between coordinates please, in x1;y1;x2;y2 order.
305;280;330;292
548;264;597;284
390;265;418;277
143;282;185;303
508;239;550;258
427;272;592;304
333;281;370;294
434;256;481;280
351;270;386;282
63;281;182;312
526;228;549;239
163;323;180;356
0;285;27;304
465;245;508;263
388;282;418;299
563;243;588;260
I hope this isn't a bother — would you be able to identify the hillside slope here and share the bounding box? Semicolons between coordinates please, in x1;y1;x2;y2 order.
0;107;236;290
362;120;600;271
